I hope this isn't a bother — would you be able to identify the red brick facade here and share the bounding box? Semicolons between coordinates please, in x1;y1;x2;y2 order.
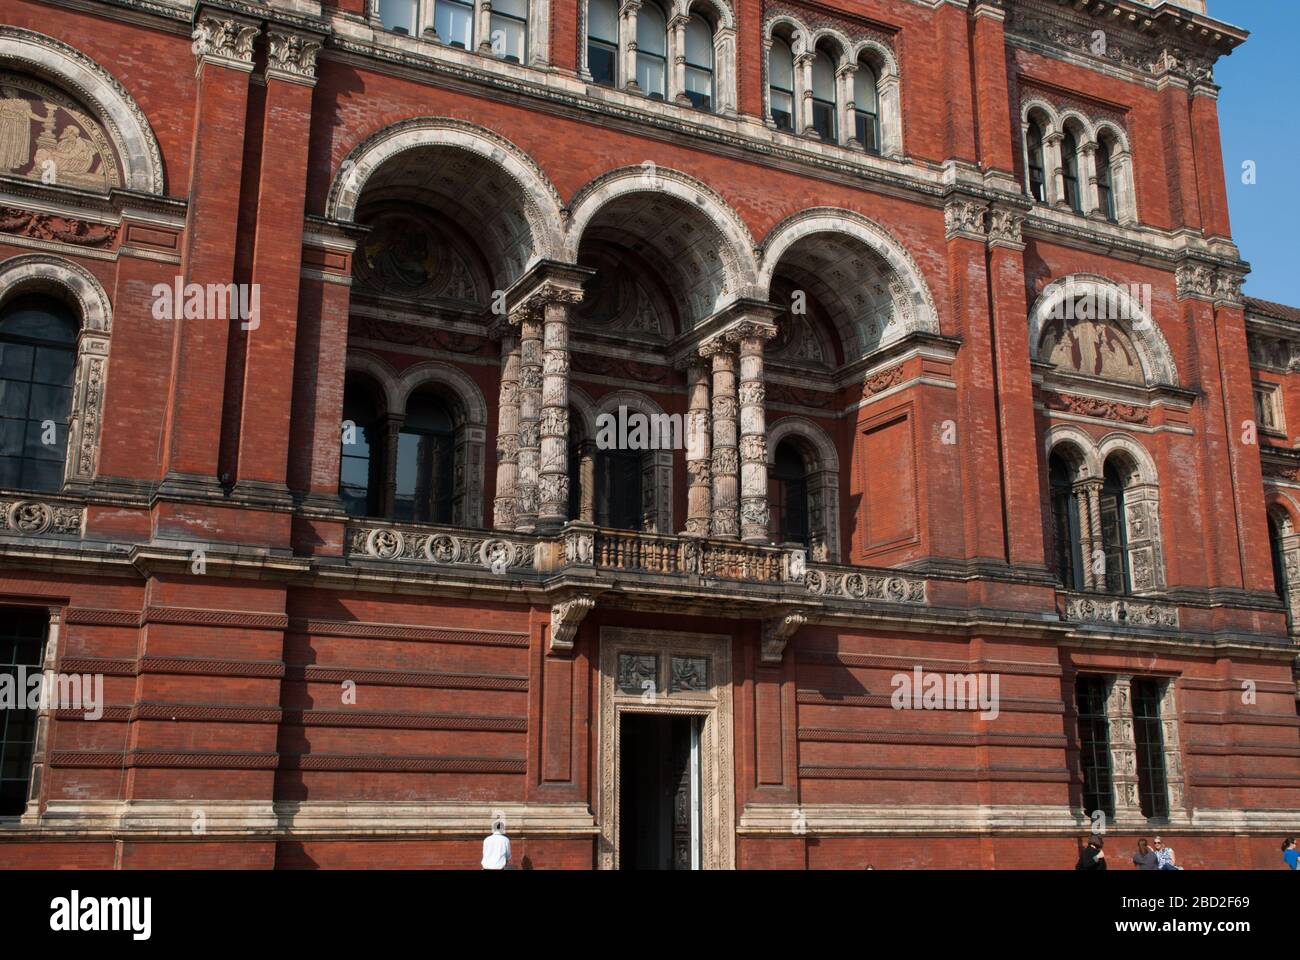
0;0;1295;870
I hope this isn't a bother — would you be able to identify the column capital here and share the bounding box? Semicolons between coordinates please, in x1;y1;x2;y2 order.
266;29;324;85
503;260;593;322
192;12;261;74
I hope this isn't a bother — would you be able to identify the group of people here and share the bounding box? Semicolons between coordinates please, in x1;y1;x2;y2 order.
1075;835;1182;870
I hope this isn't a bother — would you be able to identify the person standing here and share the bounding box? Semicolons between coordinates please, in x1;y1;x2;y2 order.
1076;835;1106;870
1132;838;1159;870
1283;837;1298;871
481;821;511;870
1152;836;1180;870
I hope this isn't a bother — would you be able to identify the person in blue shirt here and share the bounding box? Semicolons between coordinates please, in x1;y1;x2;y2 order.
1283;837;1298;871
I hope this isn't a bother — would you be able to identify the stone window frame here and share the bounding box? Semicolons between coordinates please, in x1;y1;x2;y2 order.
1266;497;1300;636
1072;672;1186;826
0;255;112;491
578;0;738;116
1020;97;1138;226
368;0;552;68
1044;425;1167;596
766;416;839;562
760;16;902;158
342;352;488;528
1253;379;1285;437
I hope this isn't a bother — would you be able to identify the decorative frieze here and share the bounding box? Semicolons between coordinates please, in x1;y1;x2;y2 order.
804;565;927;605
1063;593;1179;629
0;208;118;247
1043;391;1149;424
348;523;536;572
0;498;84;538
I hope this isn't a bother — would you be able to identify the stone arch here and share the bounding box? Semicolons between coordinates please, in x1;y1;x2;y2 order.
762;13;809;50
393;360;489;527
1044;424;1102;481
345;351;401;417
767;415;840;561
1058;109;1096;142
807;28;852;68
0;26;164;193
848;39;902;157
589;388;674;533
327;117;565;287
0;254;112;485
564;165;759;327
568;385;599;443
1029;274;1177;387
677;0;734;30
758;207;940;359
1097;432;1158;486
1020;97;1061;133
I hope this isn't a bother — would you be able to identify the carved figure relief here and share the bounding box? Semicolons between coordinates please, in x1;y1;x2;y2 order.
1040;316;1143;385
0;74;121;190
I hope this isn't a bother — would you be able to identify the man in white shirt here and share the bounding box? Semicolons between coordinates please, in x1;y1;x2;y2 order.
481;822;511;870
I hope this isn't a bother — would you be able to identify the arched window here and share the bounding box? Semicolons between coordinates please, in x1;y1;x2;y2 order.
768;36;795;131
1096;136;1116;222
1027;120;1047;203
811;48;837;141
379;0;419;34
490;0;528;62
770;441;809;547
340;378;384;519
1049;451;1083;590
1062;128;1082;213
636;3;668;99
395;391;457;524
684;13;714;111
853;61;880;155
1099;459;1130;594
597;449;643;530
0;295;76;493
587;0;619;86
436;0;474;48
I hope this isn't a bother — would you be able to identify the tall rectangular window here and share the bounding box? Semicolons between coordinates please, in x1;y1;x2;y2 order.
436;0;474;48
1132;678;1169;819
490;0;527;62
1;608;47;817
587;0;618;86
1075;675;1114;819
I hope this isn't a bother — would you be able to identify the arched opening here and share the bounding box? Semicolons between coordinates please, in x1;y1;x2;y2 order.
587;0;618;86
1099;458;1130;594
1061;126;1083;214
340;374;386;519
1049;448;1084;590
770;440;809;547
853;59;880;155
1026;117;1048;203
395;389;459;524
768;31;795;131
0;294;77;493
684;12;715;111
636;2;668;99
810;45;837;142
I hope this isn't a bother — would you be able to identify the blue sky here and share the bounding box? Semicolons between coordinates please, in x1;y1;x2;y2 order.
1211;0;1300;306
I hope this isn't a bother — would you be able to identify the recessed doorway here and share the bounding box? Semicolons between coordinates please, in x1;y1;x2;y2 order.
618;713;701;870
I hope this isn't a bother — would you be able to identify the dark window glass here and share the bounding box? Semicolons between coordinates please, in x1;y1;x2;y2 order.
378;0;418;34
769;38;794;131
1099;461;1130;594
853;63;879;154
597;450;642;531
1062;129;1082;213
436;0;474;48
635;3;667;99
0;296;77;493
1269;514;1288;601
490;0;527;62
811;50;837;141
340;379;383;519
683;14;713;111
1096;138;1116;222
1075;675;1114;819
588;0;619;87
394;392;456;524
1027;122;1047;202
770;441;809;546
1132;678;1169;819
1050;453;1083;590
0;608;47;817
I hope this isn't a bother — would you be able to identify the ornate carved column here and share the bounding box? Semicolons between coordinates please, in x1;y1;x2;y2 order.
493;321;521;530
381;414;403;518
1106;675;1144;824
619;0;642;91
838;62;857;148
1158;681;1188;821
21;608;59;823
578;439;596;524
538;297;577;531
476;0;494;52
683;358;712;537
795;51;815;137
735;323;775;544
704;337;739;539
1078;478;1103;591
1081;141;1102;217
669;13;689;105
514;306;544;532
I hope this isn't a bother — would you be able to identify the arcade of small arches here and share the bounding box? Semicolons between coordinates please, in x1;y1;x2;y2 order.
1021;98;1137;226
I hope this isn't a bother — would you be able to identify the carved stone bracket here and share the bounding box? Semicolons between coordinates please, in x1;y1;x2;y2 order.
761;607;807;663
550;594;596;654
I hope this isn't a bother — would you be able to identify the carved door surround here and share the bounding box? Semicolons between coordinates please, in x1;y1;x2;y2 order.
597;627;734;870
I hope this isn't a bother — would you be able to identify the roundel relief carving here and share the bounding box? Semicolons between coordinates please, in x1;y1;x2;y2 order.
1039;316;1143;385
0;73;122;191
354;209;480;303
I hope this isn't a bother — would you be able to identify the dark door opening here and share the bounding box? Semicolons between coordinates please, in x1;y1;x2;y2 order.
618;714;700;870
